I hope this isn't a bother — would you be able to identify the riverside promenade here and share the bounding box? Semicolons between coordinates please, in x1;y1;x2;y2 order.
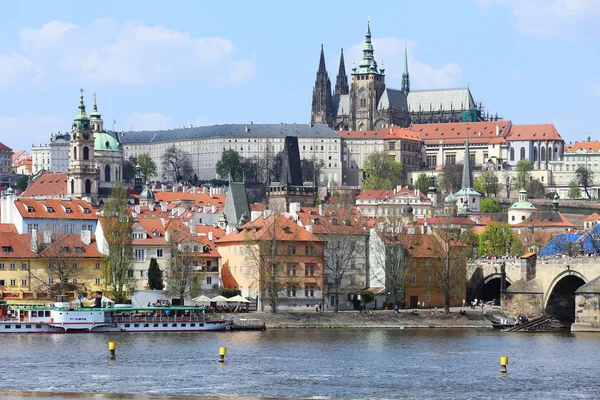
225;307;495;329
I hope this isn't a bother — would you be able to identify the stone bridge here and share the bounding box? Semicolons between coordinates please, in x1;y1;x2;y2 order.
467;257;600;326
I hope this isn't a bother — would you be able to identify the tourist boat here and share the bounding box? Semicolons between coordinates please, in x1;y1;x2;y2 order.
0;296;232;333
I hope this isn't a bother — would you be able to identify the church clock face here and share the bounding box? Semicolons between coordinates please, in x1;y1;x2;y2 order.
82;132;90;140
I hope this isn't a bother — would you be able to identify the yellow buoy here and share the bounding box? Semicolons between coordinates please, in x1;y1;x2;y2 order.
500;356;508;373
109;342;116;351
219;347;226;362
109;341;116;360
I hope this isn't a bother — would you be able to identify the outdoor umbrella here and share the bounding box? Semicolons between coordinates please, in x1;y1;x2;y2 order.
210;295;229;305
192;295;212;304
227;295;250;303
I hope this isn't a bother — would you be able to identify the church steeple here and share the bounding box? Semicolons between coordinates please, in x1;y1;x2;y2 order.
334;48;349;96
462;126;473;189
89;92;104;132
310;44;333;126
357;18;379;74
402;44;410;95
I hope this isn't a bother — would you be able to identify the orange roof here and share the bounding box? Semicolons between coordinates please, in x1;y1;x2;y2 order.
0;231;34;258
336;130;385;139
216;214;324;244
15;198;97;220
150;192;226;208
0;224;17;234
378;126;423;141
294;206;367;236
356;190;395;200
425;216;478;226
566;141;600;152
250;203;266;212
584;213;600;222
513;211;574;228
506;124;562;141
0;142;12;151
194;225;225;240
36;234;102;258
21;172;68;198
412;121;512;145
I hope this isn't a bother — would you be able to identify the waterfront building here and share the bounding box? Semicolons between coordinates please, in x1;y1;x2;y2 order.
311;21;494;131
0;142;14;174
216;213;325;311
549;140;600;199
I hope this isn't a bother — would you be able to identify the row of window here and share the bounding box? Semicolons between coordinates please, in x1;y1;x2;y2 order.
287;286;317;297
509;146;559;162
0;263;27;270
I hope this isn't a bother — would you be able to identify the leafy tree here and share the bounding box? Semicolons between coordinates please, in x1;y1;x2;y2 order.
216;149;243;180
475;170;500;197
102;184;136;303
16;175;28;191
414;173;430;195
439;163;463;192
362;151;403;190
478;222;521;257
161;145;193;182
568;181;582;199
217;287;241;298
358;289;374;305
515;159;533;190
480;198;501;213
137;153;157;180
458;230;479;260
527;179;545;199
147;257;163;290
575;166;594;199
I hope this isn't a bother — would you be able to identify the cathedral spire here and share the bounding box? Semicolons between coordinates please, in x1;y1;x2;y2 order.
402;44;410;95
357;17;378;74
318;44;326;74
310;44;333;126
462;125;473;189
334;48;349;95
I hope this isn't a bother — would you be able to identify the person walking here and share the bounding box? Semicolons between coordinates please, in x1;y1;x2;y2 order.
315;304;319;312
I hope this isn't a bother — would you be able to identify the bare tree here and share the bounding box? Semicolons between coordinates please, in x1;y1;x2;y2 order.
161;145;194;182
164;226;202;304
501;171;512;198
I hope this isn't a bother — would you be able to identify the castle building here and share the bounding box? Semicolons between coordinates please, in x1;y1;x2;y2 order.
311;21;494;131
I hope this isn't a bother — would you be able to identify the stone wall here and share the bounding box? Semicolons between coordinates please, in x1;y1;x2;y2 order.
572;293;600;332
501;292;543;318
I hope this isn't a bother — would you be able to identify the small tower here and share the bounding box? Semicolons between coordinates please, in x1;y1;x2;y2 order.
444;192;458;217
68;89;99;200
89;92;104;133
401;44;410;95
310;44;333;126
334;48;349;96
552;192;559;213
427;175;438;208
455;126;481;215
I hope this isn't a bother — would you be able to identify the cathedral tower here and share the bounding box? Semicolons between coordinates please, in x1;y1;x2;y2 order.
349;19;386;131
310;44;333;126
68;89;99;200
334;48;349;96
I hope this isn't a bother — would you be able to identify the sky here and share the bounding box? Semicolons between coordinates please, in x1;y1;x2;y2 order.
1;0;599;152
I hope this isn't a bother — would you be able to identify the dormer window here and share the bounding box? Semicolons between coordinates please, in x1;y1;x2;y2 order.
83;208;90;214
65;208;72;214
59;247;71;254
75;247;84;254
152;231;161;237
27;206;34;212
46;207;54;213
2;246;11;253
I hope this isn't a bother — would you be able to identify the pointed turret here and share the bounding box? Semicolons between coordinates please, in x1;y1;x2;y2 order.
334;48;349;96
455;125;481;215
357;19;379;74
401;44;410;95
462;127;473;190
89;92;104;132
310;44;333;126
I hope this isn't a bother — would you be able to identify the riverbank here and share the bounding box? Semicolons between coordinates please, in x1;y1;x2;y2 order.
225;309;494;329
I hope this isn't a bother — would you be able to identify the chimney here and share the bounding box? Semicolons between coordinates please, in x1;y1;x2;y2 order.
31;228;38;253
212;205;216;213
245;125;249;133
189;221;195;234
149;203;154;212
165;230;171;242
80;229;91;245
208;231;213;241
496;124;500;136
306;225;313;233
420;225;425;235
318;203;324;217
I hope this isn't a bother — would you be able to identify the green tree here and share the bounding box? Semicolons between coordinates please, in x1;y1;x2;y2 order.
480;198;501;213
458;230;479;259
478;222;520;257
362;151;403;190
439;163;463;192
515;159;533;190
147;257;163;290
475;170;500;197
358;289;375;306
16;175;28;191
102;184;136;303
217;287;241;298
137;153;157;180
527;179;545;199
216;149;243;180
568;181;582;199
415;173;430;195
575;166;594;199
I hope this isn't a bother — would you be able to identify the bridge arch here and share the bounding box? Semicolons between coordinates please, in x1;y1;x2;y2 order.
478;273;513;302
544;270;587;323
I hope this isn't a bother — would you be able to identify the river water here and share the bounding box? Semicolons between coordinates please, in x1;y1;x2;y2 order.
2;329;600;399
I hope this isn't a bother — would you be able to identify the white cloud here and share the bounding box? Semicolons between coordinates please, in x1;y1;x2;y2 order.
0;114;72;150
477;0;600;38
347;37;462;90
122;112;173;132
0;53;41;85
0;19;256;86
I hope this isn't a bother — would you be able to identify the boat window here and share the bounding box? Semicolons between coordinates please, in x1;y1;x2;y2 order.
144;324;149;327
134;324;139;328
124;324;130;328
15;325;21;329
153;324;158;328
172;323;177;327
31;311;37;317
181;324;186;328
162;324;168;327
5;325;9;329
45;311;51;317
36;325;42;329
26;325;31;329
190;323;195;327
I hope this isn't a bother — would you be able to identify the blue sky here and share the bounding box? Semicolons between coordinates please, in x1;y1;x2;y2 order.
1;0;599;151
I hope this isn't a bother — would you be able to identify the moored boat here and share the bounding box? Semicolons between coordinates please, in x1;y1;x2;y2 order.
0;296;232;333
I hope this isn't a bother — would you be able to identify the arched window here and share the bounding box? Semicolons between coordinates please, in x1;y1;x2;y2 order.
520;147;525;160
548;147;552;161
105;165;111;182
85;179;91;194
541;147;546;162
73;147;77;160
83;146;89;160
70;180;74;194
510;148;515;161
554;147;558;160
533;147;538;162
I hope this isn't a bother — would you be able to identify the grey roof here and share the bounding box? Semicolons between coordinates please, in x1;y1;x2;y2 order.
407;88;475;112
332;94;350;117
223;182;250;227
378;89;408;111
114;123;339;144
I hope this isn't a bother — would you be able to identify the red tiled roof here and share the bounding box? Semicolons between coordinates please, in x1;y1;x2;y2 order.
0;142;12;151
216;214;324;244
294;206;368;236
506;124;562;141
356;189;395;200
425;216;477;226
336;130;385;139
15;198;97;220
378;127;423;141
250;203;266;212
151;192;226;207
36;234;102;258
411;121;512;145
0;231;34;258
566;142;600;152
513;212;574;228
584;213;600;222
21;172;68;198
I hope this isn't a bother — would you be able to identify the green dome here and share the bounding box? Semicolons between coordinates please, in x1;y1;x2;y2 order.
445;192;457;204
510;201;536;209
95;132;122;151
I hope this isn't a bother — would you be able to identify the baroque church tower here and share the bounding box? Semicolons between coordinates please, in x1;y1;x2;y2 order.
310;45;333;126
349;20;387;131
68;89;99;200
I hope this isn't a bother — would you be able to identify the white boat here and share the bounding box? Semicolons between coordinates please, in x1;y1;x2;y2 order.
0;296;232;333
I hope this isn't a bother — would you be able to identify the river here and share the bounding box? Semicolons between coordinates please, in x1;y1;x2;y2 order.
2;329;600;399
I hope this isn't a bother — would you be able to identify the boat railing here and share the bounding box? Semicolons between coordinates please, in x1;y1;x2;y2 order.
104;314;206;324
